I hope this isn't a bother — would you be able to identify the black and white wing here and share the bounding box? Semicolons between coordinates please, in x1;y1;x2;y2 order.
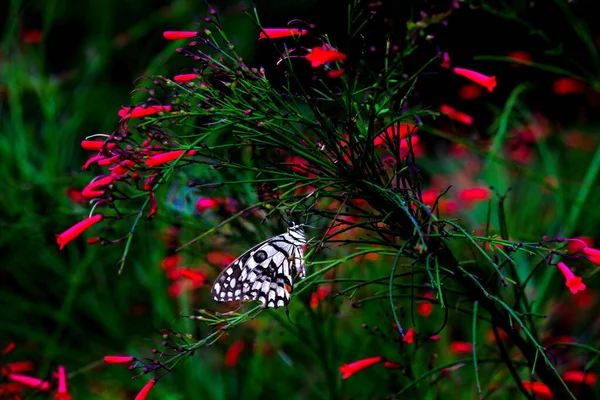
211;223;307;308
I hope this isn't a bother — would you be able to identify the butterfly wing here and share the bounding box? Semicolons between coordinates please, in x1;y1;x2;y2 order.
211;233;305;308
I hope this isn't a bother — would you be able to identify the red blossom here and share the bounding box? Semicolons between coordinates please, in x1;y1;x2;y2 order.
521;382;552;398
561;370;597;385
134;379;156;400
118;105;172;119
453;67;496;92
161;255;181;270
104;355;136;364
458;84;483;100
163;31;198;40
2;342;16;355
173;74;198;83
82;154;106;170
402;328;415;344
56;214;103;250
1;361;34;374
553;77;585;95
145;149;197;167
309;286;331;310
374;124;416;146
417;291;434;317
110;160;136;177
20;29;43;44
450;341;473;354
582;247;600;265
383;361;402;369
82;176;115;198
327;69;345;79
305;46;347;68
97;154;121;167
458;188;490;202
507;50;533;66
429;335;442;341
81;140;116;151
339;356;382;379
258;28;308;40
224;340;245;368
196;197;222;212
440;52;451;69
54;366;71;400
6;374;50;391
440;104;474;125
557;261;586;294
207;251;236;267
565;237;593;253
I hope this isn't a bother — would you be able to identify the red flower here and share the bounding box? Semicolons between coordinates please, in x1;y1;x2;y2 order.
224;340;245;368
163;31;198;40
417;291;434;317
82;176;115;198
20;29;43;44
557;261;586;294
110;160;136;177
134;379;156;400
458;84;483;100
327;69;345;79
54;366;71;400
565;237;593;253
258;28;308;40
453;67;496;92
450;341;473;354
145;149;197;167
1;361;34;374
374;124;416;146
582;247;600;265
173;74;198;83
2;342;16;355
553;77;585;95
383;361;402;369
458;188;490;202
56;214;103;250
81;140;116;151
440;104;474;125
196;197;222;212
507;50;533;66
6;374;50;391
118;105;172;119
339;356;382;379
440;52;451;69
402;328;415;344
104;355;136;364
521;382;552;399
561;370;597;385
305;46;347;68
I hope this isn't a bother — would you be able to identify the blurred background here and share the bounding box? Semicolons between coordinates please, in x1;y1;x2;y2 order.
2;0;600;398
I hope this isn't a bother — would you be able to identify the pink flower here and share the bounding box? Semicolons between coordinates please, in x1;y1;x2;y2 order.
163;31;198;40
450;341;473;354
145;149;197;167
81;140;116;151
258;28;308;40
53;365;71;400
339;356;382;379
82;176;115;198
453;68;496;92
557;261;586;294
56;214;103;250
458;188;490;202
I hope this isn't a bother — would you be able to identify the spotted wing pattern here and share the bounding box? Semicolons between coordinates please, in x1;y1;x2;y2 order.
211;224;307;308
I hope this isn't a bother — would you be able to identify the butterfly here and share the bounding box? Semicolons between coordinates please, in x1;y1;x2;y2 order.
211;221;308;308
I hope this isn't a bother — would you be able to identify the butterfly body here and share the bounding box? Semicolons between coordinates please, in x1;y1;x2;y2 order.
211;222;307;308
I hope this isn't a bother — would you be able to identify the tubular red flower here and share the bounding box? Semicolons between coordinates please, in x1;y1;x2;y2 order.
2;361;35;374
305;47;347;68
97;155;121;167
566;236;593;253
54;365;71;400
458;84;483;100
327;69;345;79
383;361;402;369
258;28;308;40
103;355;136;364
402;328;415;344
339;356;382;379
561;370;597;385
110;160;136;177
521;382;552;398
2;342;16;355
453;68;496;92
81;140;116;151
225;340;245;368
82;176;115;198
450;341;473;354
440;104;474;125
173;74;198;83
582;247;600;261
374;124;417;146
118;105;172;119
6;374;50;391
145;149;197;167
82;154;105;170
557;261;586;294
440;52;451;69
56;214;103;250
163;31;198;40
507;50;533;66
134;379;156;400
196;197;222;212
553;77;585;95
458;188;490;202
